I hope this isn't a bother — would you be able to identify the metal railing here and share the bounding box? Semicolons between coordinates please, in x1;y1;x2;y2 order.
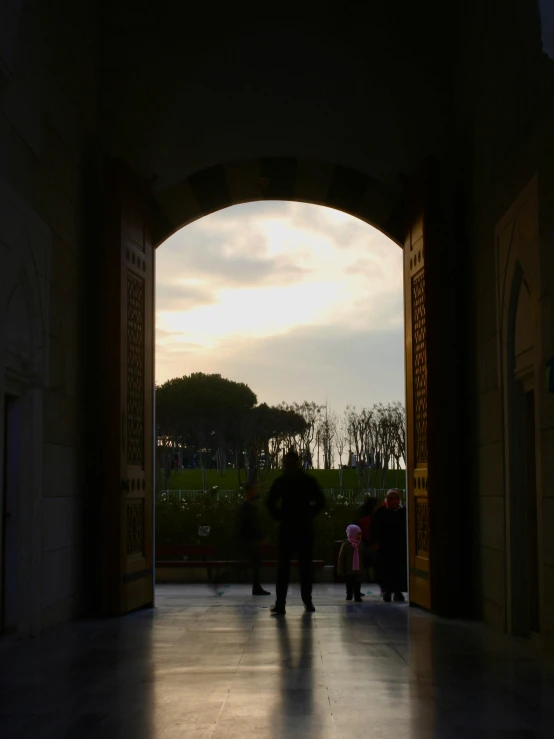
159;488;405;503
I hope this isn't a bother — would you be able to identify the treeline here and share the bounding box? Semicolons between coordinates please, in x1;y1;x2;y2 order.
155;372;405;491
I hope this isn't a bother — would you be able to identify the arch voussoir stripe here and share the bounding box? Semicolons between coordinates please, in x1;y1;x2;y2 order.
152;156;402;246
258;157;299;200
327;164;371;214
188;164;231;213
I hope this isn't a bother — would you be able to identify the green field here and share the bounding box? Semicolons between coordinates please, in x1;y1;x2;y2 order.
163;467;406;491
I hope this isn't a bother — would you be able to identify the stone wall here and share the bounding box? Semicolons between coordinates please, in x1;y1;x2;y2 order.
455;0;554;649
0;0;97;634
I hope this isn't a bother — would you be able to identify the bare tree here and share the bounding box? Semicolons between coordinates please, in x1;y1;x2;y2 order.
341;402;406;489
389;401;406;487
317;403;336;470
278;401;322;468
345;405;367;486
335;412;348;488
315;428;321;469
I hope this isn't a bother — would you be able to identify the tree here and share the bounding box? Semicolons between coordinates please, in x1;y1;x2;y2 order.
157;373;406;492
389;401;406;486
345;405;367;485
267;405;309;472
234;403;309;486
283;401;322;467
156;373;257;490
155;383;190;494
317;403;336;470
335;413;348;488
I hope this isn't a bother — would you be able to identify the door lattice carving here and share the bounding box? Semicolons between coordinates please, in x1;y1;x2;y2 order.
412;270;428;465
127;273;145;466
127;500;145;556
416;497;429;553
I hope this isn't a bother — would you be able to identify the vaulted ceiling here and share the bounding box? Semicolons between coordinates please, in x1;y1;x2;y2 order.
99;2;453;239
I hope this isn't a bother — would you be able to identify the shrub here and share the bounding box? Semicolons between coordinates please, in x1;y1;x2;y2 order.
155;493;362;564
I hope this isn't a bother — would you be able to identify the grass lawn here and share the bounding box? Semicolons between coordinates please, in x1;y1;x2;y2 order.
163;467;406;491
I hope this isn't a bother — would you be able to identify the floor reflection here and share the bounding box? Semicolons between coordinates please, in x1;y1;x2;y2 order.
268;613;317;737
1;584;553;738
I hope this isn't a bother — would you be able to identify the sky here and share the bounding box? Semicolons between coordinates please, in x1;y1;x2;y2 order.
155;201;405;415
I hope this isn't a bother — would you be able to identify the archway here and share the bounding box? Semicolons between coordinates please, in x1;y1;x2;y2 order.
153;198;406;598
150;157;404;249
92;153;464;619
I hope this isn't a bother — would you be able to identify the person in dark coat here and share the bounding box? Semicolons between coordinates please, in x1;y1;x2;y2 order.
266;450;326;615
237;482;271;596
369;489;407;603
357;495;378;577
337;524;365;602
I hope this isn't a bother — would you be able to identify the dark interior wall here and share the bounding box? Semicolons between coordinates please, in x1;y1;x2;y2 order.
3;0;553;635
98;1;450;195
1;0;100;629
452;0;554;632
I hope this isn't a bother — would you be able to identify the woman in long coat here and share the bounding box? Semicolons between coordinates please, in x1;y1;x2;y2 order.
369;489;407;603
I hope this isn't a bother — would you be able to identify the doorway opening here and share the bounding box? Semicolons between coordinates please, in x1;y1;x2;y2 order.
1;393;21;634
153;200;407;604
98;158;436;616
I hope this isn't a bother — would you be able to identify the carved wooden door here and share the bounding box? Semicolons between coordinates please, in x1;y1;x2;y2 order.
99;159;154;615
404;209;431;610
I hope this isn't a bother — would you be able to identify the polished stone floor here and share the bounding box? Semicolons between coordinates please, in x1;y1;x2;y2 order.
1;583;554;738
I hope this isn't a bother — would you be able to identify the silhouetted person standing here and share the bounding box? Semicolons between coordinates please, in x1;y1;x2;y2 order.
237;482;271;596
369;489;407;602
267;450;325;615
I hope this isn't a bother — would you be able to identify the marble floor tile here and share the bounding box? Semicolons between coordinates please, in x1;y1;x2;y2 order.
0;584;553;738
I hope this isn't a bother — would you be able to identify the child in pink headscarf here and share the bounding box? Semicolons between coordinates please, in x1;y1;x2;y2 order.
337;524;365;602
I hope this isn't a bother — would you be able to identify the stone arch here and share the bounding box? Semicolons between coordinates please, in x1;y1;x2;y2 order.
151;156;404;248
495;175;544;637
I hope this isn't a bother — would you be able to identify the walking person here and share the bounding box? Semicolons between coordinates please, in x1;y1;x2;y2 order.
267;450;326;615
369;489;407;603
237;482;271;596
337;524;365;602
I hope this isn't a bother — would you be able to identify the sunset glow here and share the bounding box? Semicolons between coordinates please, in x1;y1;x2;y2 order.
156;201;404;409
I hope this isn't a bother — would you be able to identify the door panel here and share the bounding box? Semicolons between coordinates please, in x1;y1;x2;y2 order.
405;211;431;610
403;145;473;617
99;159;154;615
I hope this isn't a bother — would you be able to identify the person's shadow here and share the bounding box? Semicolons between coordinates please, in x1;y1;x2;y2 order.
270;613;315;736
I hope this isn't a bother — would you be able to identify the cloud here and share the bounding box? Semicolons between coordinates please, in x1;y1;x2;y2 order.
155;323;404;410
287;203;366;245
155;201;404;412
286;202;401;252
157;199;402;290
155;282;217;311
159;209;309;288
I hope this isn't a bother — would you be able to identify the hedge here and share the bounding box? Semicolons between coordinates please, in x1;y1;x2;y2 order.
156;492;365;564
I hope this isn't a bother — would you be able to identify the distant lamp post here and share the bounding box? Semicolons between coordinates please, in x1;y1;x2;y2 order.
547;354;554;393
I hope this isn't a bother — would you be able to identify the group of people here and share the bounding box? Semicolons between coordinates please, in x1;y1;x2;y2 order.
338;490;407;603
237;450;407;613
